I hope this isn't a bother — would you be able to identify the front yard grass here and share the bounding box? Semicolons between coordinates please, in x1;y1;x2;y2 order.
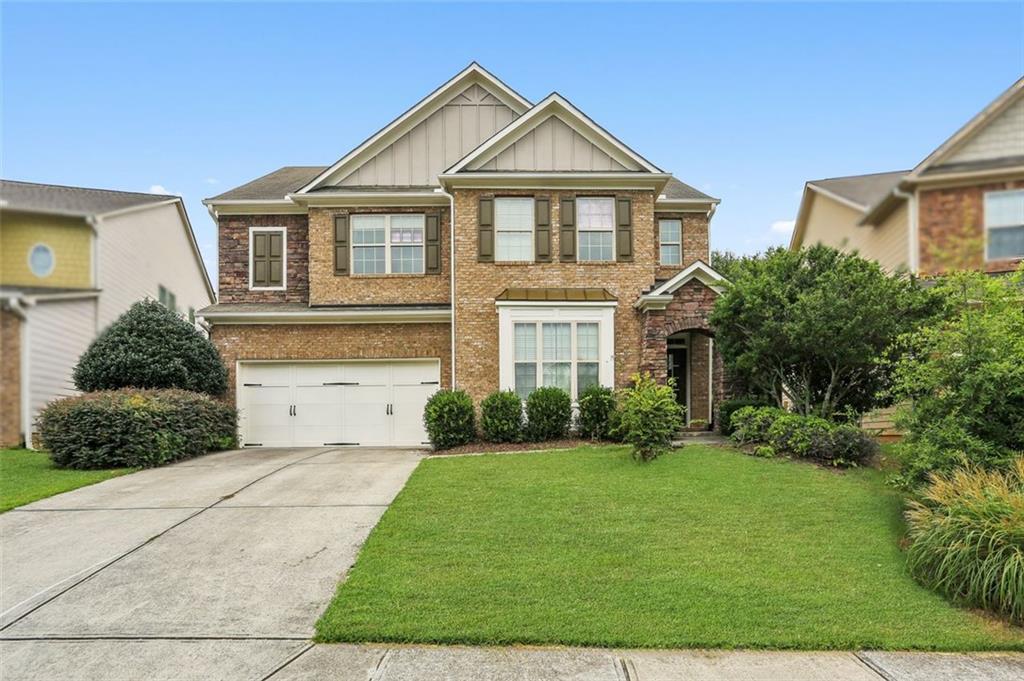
316;445;1024;650
0;448;135;513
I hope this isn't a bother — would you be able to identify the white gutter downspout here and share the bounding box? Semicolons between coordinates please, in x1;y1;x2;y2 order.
86;215;101;333
894;188;917;275
438;187;457;389
706;203;717;262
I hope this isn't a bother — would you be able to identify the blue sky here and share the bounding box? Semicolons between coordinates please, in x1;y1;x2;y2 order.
3;2;1022;282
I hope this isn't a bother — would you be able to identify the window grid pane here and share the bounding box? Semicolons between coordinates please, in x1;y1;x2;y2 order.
542;362;571;393
542;323;571;361
659;219;681;243
496;232;533;261
391;246;423;273
515;363;537;401
989;225;1024;260
577;363;599;394
353;246;385;274
986;191;1024;228
576;198;614;230
577;323;598;361
660;244;681;265
578;231;614;262
514;323;536;361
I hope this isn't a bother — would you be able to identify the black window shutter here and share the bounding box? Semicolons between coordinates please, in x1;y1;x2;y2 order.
559;197;576;262
425;213;441;274
334;215;349;275
252;232;269;286
616;197;633;262
535;196;551;262
268;232;284;286
478;197;494;262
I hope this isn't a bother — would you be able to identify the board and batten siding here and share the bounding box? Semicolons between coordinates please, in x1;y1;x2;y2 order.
339;83;517;187
28;297;96;431
96;201;213;331
478;115;634;172
944;95;1024;165
801;192;909;273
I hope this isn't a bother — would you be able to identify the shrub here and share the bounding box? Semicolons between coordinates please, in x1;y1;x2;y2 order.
617;373;683;463
577;385;617;440
38;389;237;469
891;417;1013;490
719;397;774;435
730;406;785;444
74;300;228;396
480;390;523;443
752;445;776;459
766;413;833;459
423;389;475;450
525;387;572;441
905;458;1024;624
825;423;880;467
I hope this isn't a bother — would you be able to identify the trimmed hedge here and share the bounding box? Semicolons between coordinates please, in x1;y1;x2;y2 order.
730;406;786;444
525;387;572;441
74;300;228;396
730;406;877;467
480;390;523;443
577;385;617;440
39;389;237;469
423;389;475;450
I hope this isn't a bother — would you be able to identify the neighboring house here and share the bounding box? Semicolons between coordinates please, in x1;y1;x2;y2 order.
201;63;725;448
791;76;1024;276
0;180;215;447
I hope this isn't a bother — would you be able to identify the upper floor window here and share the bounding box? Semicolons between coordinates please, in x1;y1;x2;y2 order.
986;189;1024;261
495;198;534;262
659;219;682;265
158;284;176;312
576;197;614;262
250;227;286;290
28;243;55;278
351;214;424;274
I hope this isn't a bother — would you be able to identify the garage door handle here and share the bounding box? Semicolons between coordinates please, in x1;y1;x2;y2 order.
421;381;440;385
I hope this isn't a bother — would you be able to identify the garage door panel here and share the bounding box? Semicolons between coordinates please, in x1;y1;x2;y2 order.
293;385;343;446
342;384;390;446
392;383;435;446
341;363;388;386
293;363;343;386
390;360;439;386
242;364;291;387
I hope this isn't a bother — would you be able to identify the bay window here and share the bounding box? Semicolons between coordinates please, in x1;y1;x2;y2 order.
986;189;1024;260
659;219;682;265
351;214;425;274
576;197;615;262
512;320;604;400
495;197;534;261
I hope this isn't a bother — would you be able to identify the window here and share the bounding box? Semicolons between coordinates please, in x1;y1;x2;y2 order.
250;227;286;289
157;284;176;312
351;214;424;274
27;243;55;278
576;197;615;262
513;321;601;400
659;219;682;265
188;307;195;324
495;198;534;261
986;190;1024;260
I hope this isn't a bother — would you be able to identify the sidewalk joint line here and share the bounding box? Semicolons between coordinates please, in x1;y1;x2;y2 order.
853;651;897;681
260;641;317;680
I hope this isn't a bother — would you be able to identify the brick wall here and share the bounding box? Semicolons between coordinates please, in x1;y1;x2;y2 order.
653;211;710;281
0;308;21;446
218;214;310;303
210;322;451;404
307;206;451;305
918;178;1024;275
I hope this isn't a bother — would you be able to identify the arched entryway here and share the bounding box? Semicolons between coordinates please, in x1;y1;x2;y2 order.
665;328;716;427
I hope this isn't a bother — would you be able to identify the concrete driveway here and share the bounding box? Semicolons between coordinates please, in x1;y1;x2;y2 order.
0;447;423;680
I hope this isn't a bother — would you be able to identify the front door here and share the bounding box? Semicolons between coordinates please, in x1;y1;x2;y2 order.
667;347;689;421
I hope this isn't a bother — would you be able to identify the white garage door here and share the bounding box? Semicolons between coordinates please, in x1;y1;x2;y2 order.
238;360;440;448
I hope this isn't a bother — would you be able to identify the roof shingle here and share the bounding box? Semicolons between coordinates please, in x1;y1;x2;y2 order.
0;180;176;217
808;171;908;210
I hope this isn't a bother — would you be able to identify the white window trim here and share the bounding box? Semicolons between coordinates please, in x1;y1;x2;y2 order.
494;197;535;263
498;304;616;402
249;226;287;291
350;214;426;275
984;189;1024;262
576;196;616;263
658;219;683;266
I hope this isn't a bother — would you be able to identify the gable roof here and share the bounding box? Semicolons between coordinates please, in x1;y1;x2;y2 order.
0;179;177;218
444;93;662;174
806;171;907;211
661;178;717;202
296;63;531;193
208;166;327;202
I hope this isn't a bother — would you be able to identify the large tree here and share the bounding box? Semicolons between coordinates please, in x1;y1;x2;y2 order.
709;245;936;419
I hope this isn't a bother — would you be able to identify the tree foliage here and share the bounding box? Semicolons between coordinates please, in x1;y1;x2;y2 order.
74;300;228;396
709;245;937;419
617;373;683;462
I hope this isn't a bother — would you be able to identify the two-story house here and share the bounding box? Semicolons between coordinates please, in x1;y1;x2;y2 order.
201;63;725;448
790;76;1024;276
0;180;215;447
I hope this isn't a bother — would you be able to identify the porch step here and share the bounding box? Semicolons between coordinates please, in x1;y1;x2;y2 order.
672;433;729;447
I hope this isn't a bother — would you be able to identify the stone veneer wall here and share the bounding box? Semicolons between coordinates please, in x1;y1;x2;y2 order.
210;322;452;404
0;308;22;446
918;178;1024;275
218;214;310;303
307;206;451;305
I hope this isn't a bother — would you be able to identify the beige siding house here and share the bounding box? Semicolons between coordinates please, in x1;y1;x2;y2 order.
0;181;215;447
791;76;1024;277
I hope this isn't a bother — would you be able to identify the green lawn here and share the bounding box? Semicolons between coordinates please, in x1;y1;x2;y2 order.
0;448;135;513
317;445;1024;650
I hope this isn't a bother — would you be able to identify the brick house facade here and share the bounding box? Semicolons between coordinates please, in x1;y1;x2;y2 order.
202;64;726;448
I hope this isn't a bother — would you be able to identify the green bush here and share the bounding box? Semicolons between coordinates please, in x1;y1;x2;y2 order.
577;385;617;440
905;458;1024;624
767;413;833;459
525;387;572;441
891;417;1012;490
719;397;773;435
480;390;523;443
617;373;683;462
423;389;475;450
74;300;228;396
729;406;785;444
752;445;776;458
825;423;880;467
38;389;237;469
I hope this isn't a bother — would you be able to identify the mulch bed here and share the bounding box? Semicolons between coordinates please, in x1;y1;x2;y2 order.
430;439;612;456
